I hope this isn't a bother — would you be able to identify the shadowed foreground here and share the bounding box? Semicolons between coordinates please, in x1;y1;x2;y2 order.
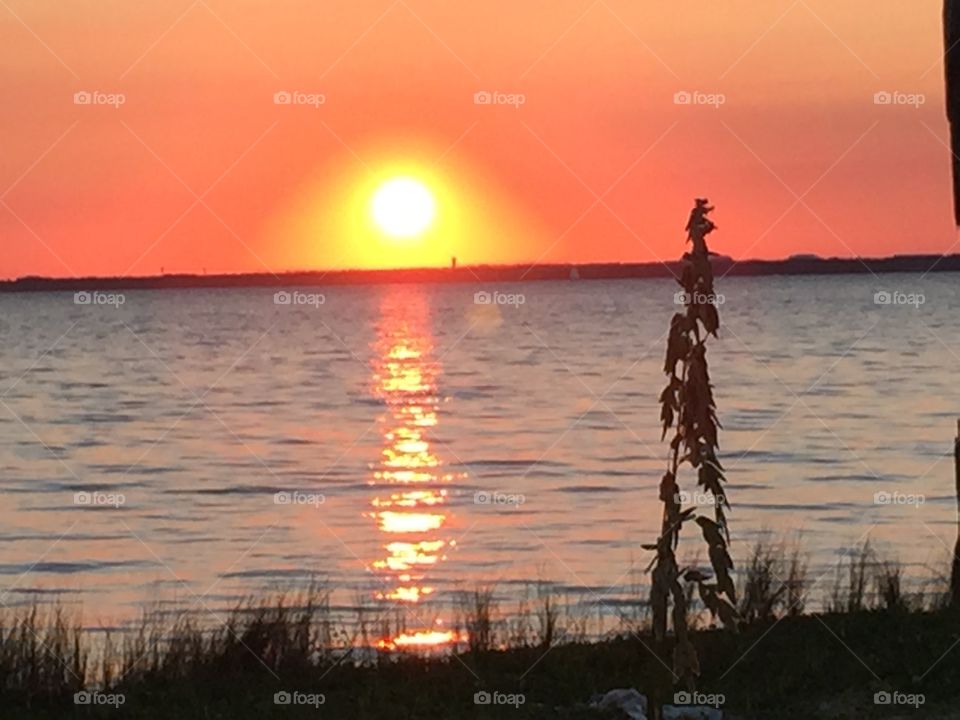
5;600;960;719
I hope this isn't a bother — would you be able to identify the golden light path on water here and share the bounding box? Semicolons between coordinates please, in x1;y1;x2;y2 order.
367;289;465;649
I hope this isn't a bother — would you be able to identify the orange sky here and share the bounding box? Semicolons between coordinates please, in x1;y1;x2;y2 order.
0;0;956;278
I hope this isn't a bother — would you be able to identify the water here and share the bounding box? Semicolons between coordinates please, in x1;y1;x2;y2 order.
0;274;956;643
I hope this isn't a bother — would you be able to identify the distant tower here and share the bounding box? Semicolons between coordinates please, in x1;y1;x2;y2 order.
451;256;457;270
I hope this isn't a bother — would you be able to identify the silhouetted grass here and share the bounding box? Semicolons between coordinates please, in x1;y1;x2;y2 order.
0;604;86;705
2;551;958;719
737;533;808;623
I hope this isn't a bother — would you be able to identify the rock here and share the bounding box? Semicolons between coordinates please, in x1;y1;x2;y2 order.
590;688;648;720
662;704;723;720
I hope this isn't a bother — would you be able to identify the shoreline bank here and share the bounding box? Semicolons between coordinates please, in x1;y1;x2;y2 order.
3;254;960;293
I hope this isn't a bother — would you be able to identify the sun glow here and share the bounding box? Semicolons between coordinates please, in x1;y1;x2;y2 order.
270;141;545;270
371;177;436;238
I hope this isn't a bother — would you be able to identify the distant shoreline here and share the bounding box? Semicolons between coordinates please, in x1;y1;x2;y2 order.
2;254;958;293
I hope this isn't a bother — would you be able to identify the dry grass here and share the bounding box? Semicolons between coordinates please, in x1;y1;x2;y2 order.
737;533;808;623
0;604;87;702
0;545;952;716
456;586;496;654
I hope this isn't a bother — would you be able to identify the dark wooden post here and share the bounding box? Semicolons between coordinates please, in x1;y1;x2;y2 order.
952;420;960;606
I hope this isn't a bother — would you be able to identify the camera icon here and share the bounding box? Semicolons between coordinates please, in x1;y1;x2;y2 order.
74;291;92;305
674;291;689;305
674;691;692;704
674;91;692;105
273;91;292;105
73;91;92;105
474;691;492;705
874;91;892;105
474;91;492;105
874;291;891;305
474;491;491;505
474;290;492;305
74;491;91;505
274;691;292;705
274;491;291;505
74;691;91;705
874;691;891;705
874;491;891;505
274;291;292;305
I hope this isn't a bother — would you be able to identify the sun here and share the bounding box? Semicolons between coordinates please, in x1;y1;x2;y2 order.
371;177;436;238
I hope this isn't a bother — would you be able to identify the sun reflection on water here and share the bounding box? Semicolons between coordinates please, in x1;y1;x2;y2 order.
367;290;463;646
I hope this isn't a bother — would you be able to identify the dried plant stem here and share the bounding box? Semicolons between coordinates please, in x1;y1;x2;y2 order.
646;202;738;714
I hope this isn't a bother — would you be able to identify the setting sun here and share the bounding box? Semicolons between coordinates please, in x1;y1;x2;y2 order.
371;177;436;238
4;4;960;717
270;142;541;270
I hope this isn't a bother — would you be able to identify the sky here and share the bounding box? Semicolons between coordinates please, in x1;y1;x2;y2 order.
0;0;956;278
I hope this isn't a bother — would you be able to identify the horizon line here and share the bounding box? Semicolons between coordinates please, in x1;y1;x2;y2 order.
2;252;959;293
3;251;954;284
